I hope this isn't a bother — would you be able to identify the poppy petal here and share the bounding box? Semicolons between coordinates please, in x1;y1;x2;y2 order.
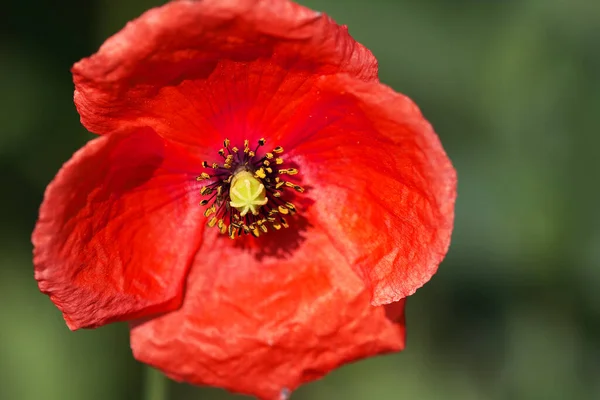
72;0;377;142
32;128;205;329
130;228;405;400
287;74;456;305
112;59;322;155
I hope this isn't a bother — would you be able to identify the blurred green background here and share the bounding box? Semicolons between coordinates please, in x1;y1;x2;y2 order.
2;0;599;399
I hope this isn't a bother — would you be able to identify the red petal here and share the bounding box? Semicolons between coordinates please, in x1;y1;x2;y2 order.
116;59;322;155
130;228;405;399
287;75;456;305
72;0;377;141
32;128;205;329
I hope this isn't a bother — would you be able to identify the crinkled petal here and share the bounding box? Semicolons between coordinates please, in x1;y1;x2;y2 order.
285;74;456;305
116;59;322;154
130;228;405;400
72;0;377;142
32;128;205;329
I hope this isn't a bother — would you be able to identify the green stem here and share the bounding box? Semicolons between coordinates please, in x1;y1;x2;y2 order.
144;366;168;400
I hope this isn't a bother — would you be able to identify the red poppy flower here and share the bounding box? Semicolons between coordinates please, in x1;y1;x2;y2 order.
32;0;456;399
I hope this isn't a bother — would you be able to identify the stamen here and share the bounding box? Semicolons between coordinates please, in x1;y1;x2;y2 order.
255;168;266;179
278;205;289;215
196;138;303;239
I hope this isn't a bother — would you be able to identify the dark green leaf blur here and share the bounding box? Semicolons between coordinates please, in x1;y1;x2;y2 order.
2;0;598;399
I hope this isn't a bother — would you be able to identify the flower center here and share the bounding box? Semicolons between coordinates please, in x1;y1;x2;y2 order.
196;138;304;239
229;171;268;216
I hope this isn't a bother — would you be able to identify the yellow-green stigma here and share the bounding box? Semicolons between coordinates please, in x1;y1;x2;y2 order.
196;138;304;239
229;171;268;216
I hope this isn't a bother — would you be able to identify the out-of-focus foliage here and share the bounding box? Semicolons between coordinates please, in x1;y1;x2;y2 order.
1;0;598;399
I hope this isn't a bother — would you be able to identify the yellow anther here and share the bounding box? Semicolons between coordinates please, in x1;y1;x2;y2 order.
278;205;289;215
204;206;216;217
255;168;266;179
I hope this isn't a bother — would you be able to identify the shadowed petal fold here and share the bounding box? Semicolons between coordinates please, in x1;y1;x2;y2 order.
72;0;377;141
33;128;205;329
130;228;405;400
286;74;456;305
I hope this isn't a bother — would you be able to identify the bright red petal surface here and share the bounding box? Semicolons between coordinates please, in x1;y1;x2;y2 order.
130;228;405;400
33;128;205;329
72;0;377;142
282;74;457;305
120;59;323;155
